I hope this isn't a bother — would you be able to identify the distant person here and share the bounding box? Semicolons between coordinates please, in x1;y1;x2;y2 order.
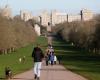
49;46;54;53
32;44;44;80
49;52;54;65
19;57;22;63
54;55;57;65
22;56;26;63
57;56;62;64
45;52;49;66
48;44;52;48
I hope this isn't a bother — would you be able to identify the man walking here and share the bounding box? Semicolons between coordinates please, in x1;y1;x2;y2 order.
32;44;44;80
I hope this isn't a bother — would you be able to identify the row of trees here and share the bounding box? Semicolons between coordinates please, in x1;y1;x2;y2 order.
52;15;100;54
0;15;37;54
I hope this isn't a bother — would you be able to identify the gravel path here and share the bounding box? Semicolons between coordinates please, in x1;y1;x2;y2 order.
12;63;88;80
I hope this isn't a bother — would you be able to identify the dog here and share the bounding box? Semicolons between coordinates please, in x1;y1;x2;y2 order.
5;67;12;79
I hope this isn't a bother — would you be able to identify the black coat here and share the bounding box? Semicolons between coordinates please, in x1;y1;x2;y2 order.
32;47;44;62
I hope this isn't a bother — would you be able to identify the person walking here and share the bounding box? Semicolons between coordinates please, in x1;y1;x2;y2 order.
45;52;49;66
49;52;54;65
57;56;62;64
54;55;57;65
32;44;44;80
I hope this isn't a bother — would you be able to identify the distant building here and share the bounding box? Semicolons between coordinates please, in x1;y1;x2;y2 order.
39;10;51;26
33;16;39;22
38;9;94;26
20;10;33;21
80;9;93;21
0;5;12;18
68;14;81;22
34;24;41;36
51;10;67;26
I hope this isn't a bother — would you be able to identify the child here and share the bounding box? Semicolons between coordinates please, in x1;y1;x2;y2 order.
54;55;57;64
49;52;54;65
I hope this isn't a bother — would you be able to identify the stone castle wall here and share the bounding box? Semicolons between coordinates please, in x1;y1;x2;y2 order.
20;10;33;21
39;9;94;26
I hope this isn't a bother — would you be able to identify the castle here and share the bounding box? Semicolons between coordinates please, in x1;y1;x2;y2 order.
39;9;93;26
0;5;94;27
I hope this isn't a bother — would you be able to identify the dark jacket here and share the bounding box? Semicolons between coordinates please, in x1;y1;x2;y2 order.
32;47;44;62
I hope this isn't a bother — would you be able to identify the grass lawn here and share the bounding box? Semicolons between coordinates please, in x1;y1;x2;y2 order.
53;38;100;80
1;36;100;80
0;36;47;79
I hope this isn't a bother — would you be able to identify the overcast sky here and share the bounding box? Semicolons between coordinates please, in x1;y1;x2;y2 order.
0;0;99;15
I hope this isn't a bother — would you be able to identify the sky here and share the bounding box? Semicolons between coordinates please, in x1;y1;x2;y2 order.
0;0;100;16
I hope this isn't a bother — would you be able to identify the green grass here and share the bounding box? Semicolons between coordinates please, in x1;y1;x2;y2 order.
53;38;100;80
0;36;47;79
1;36;100;80
0;44;33;79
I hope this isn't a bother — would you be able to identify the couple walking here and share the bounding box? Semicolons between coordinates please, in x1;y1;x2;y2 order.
45;46;57;66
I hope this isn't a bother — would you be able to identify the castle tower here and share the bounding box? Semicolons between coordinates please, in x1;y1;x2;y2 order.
0;4;12;18
80;9;93;21
20;10;33;21
40;10;50;26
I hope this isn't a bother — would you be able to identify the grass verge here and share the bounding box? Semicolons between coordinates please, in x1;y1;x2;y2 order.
53;38;100;80
0;36;47;79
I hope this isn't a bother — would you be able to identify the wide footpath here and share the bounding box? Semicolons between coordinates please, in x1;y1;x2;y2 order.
12;61;88;80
